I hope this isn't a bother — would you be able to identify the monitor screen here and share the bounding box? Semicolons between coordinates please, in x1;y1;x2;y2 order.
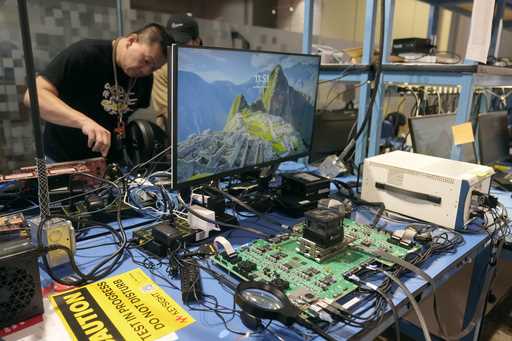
169;46;320;188
477;111;509;165
310;110;356;163
409;113;476;162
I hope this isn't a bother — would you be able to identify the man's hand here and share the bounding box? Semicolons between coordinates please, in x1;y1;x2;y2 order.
80;119;111;157
24;77;113;158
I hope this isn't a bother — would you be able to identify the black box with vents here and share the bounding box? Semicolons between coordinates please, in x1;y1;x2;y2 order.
281;172;330;200
0;243;44;328
152;222;183;250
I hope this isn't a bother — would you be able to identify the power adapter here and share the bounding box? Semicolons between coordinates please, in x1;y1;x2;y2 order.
188;205;219;241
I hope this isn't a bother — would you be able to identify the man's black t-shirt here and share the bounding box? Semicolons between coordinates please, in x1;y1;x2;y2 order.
40;39;152;162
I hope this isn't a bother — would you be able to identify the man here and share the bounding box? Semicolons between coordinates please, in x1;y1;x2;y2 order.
24;23;173;162
151;15;202;130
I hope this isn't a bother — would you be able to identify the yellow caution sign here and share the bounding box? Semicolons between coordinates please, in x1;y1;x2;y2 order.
50;268;195;341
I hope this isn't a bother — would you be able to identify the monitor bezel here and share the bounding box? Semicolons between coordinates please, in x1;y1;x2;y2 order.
408;113;458;156
408;113;476;162
476;111;509;165
168;45;321;189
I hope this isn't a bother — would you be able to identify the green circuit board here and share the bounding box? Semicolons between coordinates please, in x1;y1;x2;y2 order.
212;219;421;305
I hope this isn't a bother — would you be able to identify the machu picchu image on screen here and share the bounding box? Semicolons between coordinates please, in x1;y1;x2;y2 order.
176;49;319;183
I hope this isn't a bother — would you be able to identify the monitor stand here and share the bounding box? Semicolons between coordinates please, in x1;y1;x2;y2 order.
223;164;280;213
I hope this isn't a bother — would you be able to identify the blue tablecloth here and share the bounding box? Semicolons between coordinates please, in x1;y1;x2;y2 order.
50;204;489;340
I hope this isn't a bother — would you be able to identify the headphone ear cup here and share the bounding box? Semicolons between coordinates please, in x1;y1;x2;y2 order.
126;119;155;164
397;113;406;126
387;112;406;135
147;121;167;153
139;119;154;157
240;311;264;332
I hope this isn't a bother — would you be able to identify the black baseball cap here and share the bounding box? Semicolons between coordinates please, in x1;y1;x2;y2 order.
166;14;199;44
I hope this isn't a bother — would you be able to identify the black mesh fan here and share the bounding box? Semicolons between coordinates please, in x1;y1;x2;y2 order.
0;267;35;316
0;245;43;328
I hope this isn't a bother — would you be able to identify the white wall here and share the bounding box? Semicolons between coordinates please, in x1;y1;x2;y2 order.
448;9;512;59
392;0;430;38
274;0;322;35
210;0;253;26
135;0;512;60
319;0;366;44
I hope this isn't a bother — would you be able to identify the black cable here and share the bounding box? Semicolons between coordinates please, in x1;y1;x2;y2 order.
4;146;172;220
36;204;127;286
205;185;286;229
349;221;465;335
350;278;400;341
76;242;120;250
318;64;357;84
374;268;432;341
338;0;386;160
296;316;337;341
331;179;355;198
332;179;385;228
338;0;385;164
126;247;180;290
323;80;368;111
177;194;268;237
0;170;122;220
360;246;447;338
168;253;256;336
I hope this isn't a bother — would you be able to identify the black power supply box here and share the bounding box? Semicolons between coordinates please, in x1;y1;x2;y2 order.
392;37;432;55
191;188;239;226
152;222;184;251
132;220;196;258
277;172;331;217
281;172;330;200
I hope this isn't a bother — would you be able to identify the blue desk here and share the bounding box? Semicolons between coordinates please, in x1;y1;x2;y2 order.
57;207;491;341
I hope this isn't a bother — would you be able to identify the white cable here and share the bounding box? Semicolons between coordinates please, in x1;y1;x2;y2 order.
175;215;188;222
436;89;442;115
213;236;236;257
173;210;188;218
148;171;172;179
411;90;420;117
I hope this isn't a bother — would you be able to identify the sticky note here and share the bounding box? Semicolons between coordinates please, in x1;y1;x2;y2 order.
452;122;474;145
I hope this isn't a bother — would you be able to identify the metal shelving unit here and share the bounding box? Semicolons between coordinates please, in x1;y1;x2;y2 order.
302;0;512;163
366;0;512;161
303;0;377;166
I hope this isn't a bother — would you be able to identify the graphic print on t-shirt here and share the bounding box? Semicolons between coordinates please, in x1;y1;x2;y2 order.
101;82;138;116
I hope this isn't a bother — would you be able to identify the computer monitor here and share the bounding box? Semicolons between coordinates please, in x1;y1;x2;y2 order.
169;46;320;188
310;110;356;163
409;113;476;162
477;111;509;165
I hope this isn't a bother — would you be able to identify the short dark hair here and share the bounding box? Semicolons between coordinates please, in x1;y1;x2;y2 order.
130;23;174;57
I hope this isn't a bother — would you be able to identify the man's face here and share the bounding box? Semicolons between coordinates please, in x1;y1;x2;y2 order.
122;37;166;78
186;37;202;47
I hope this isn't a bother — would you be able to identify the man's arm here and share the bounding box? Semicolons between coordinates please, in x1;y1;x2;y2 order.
23;76;111;157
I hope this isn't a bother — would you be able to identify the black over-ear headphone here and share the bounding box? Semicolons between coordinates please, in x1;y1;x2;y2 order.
125;119;167;165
